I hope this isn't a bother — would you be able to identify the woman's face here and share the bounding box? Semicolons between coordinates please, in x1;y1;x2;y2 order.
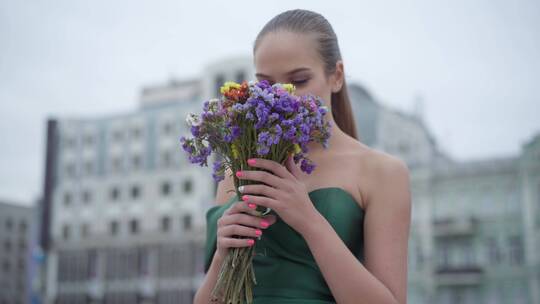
253;30;343;106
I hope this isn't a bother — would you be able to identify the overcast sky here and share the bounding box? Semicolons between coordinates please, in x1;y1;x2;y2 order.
1;0;539;205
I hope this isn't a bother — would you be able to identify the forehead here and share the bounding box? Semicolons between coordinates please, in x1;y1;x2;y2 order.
254;31;322;77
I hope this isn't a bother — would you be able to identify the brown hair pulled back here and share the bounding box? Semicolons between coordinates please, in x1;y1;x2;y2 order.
253;9;358;140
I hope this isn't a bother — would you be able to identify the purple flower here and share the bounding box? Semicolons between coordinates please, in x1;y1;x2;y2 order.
212;159;224;182
300;158;316;174
190;125;200;137
179;136;190;152
257;145;270;156
232;126;241;137
258;131;270;146
284;126;296;140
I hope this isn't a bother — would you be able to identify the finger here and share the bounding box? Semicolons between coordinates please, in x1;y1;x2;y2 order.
236;169;285;190
219;213;275;230
218;224;263;239
238;184;279;199
224;200;260;216
285;153;302;180
261;214;278;226
241;193;279;211
247;158;294;180
218;236;255;248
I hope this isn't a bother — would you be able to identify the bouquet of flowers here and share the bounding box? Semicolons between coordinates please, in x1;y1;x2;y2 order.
180;79;332;303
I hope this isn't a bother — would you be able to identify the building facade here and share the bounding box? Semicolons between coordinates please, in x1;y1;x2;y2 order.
0;200;34;304
37;56;254;304
349;84;540;303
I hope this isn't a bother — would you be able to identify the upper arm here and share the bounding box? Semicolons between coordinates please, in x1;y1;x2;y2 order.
214;167;237;205
363;155;411;304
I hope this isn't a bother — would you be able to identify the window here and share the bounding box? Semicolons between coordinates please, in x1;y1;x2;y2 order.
112;130;123;141
84;134;94;146
132;154;142;170
81;223;89;238
486;237;501;263
139;247;150;276
84;161;93;175
183;179;192;194
131;127;142;139
2;260;10;273
162;122;173;134
110;220;119;236
6;218;13;231
398;142;410;154
62;224;70;240
64;163;76;178
63;136;76;149
63;192;72;206
110;187;120;201
19;221;27;233
130;219;139;234
19;240;26;251
462;240;475;266
215;74;225;97
111;157;122;173
235;70;245;84
508;236;524;265
161;216;171;232
415;241;424;270
82;190;92;203
161;181;171;196
131;185;141;199
183;214;192;231
17;258;24;271
3;240;11;252
161;150;172;168
88;249;98;278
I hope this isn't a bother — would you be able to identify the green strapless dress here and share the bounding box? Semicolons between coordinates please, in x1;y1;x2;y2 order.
204;187;365;304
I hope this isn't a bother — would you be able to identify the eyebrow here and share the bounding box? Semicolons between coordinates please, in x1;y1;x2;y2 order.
255;67;311;78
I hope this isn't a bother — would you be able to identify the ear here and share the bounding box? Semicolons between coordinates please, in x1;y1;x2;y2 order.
331;60;344;93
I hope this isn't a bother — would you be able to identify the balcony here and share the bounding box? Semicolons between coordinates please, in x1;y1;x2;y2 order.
433;216;477;237
434;265;483;286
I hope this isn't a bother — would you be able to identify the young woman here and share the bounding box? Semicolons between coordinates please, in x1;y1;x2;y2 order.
195;9;411;304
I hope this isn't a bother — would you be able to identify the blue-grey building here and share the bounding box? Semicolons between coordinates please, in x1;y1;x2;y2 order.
0;200;35;304
37;56;254;304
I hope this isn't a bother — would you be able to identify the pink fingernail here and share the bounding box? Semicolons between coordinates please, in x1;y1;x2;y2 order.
255;229;262;236
242;195;249;201
247;159;256;165
260;220;269;228
248;203;256;209
247;239;255;246
236;171;243;178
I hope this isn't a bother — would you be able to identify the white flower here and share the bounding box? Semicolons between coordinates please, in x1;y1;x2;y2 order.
186;113;201;126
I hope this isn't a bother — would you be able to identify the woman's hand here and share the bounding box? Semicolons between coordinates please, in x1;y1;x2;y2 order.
236;154;320;237
215;199;278;260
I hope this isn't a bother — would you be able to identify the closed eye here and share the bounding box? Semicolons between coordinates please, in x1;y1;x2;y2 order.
291;79;309;86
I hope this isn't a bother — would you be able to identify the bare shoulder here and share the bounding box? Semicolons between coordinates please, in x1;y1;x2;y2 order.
349;141;411;210
214;167;237;205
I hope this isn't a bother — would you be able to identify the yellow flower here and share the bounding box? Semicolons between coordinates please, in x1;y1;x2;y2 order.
231;143;240;159
220;81;241;94
293;143;301;154
283;83;295;94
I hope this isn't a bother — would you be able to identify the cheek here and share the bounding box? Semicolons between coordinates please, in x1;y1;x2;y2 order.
295;79;332;103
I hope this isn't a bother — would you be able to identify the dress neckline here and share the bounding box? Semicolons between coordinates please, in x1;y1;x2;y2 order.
307;186;365;212
206;186;365;215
